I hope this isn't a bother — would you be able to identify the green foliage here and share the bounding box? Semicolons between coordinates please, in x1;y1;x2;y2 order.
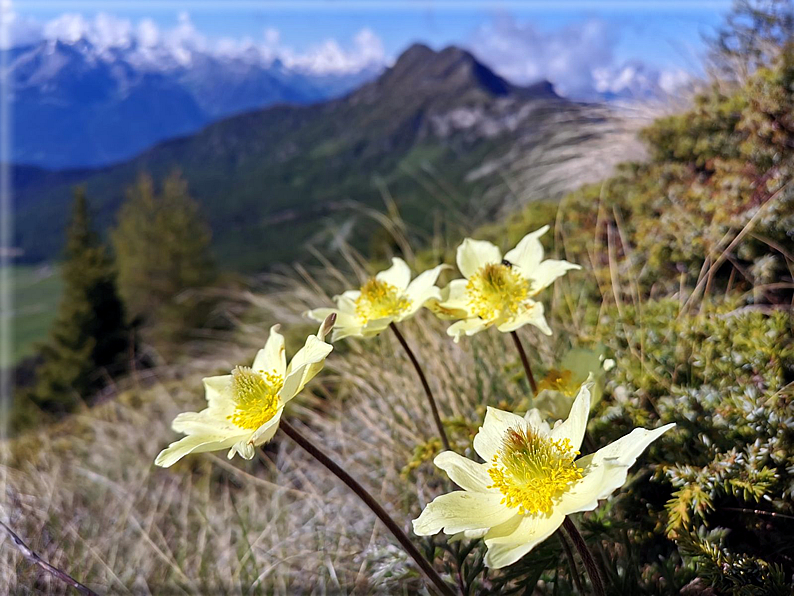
678;531;790;595
640;89;747;167
19;189;130;418
111;171;217;348
583;300;794;594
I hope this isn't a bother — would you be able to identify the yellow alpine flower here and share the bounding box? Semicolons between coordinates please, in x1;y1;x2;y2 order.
534;347;615;420
306;257;448;341
412;383;674;569
155;317;334;467
437;226;580;342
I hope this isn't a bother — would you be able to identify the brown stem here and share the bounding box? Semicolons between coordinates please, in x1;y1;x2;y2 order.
558;530;586;595
0;520;99;596
509;331;538;394
279;419;457;596
389;322;451;452
562;518;605;596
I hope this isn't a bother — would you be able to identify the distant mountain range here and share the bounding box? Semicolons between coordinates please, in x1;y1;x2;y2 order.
13;44;644;272
10;37;380;169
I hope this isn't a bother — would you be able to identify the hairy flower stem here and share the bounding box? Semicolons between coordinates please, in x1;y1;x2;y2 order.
279;419;458;596
389;322;451;452
510;331;538;394
562;518;605;596
558;531;586;595
0;520;99;596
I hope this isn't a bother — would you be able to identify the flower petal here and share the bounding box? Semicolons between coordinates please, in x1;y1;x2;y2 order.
412;491;515;536
496;300;551;335
172;410;234;434
557;423;676;515
307;304;360;334
203;375;232;409
155;434;238;468
252;325;286;376
401;264;449;317
483;510;566;569
503;226;549;272
376;257;412;290
448;528;489;543
523;408;552;435
528;259;580;295
549;382;592;452
457;239;501;279
361;316;393;336
332;324;366;341
434;279;473;322
228;440;256;460
281;335;333;400
473;406;526;463
592;422;676;468
447;318;489;342
402;285;443;319
249;409;284;446
434;451;494;493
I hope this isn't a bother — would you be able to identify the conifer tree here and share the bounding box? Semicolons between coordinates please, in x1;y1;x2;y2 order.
27;188;130;414
112;172;216;346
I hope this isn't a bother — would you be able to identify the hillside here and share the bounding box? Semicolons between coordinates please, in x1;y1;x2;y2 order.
13;44;643;272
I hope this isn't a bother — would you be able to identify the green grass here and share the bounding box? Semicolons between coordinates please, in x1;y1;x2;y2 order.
9;264;61;366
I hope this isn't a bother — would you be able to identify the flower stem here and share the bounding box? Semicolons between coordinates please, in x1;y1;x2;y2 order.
279;419;457;596
389;322;451;452
0;520;99;596
562;517;605;596
557;530;586;595
509;331;538;394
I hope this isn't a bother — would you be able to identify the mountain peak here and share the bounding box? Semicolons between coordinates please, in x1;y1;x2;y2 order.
354;43;517;106
398;43;436;63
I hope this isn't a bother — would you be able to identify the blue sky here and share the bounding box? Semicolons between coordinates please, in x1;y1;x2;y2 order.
9;1;732;97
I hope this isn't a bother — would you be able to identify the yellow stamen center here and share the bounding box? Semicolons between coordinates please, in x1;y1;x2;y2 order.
488;426;583;516
537;369;579;397
466;263;528;320
227;366;284;430
354;278;411;323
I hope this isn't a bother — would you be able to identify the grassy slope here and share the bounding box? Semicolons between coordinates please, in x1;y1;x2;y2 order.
8;265;61;366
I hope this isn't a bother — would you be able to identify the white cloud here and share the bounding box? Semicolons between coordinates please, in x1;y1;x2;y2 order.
0;0;42;49
4;9;387;75
42;13;88;45
658;68;691;94
469;15;690;100
264;27;280;46
278;27;386;74
137;18;159;48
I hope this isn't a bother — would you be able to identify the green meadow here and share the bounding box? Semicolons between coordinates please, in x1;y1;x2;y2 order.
8;265;61;366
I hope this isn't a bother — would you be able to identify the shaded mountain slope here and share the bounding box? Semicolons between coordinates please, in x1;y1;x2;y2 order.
14;44;632;271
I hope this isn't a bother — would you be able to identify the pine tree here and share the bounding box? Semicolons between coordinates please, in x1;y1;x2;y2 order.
26;188;130;414
112;171;216;347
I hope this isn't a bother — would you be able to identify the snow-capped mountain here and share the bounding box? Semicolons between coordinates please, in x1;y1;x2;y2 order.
10;35;382;169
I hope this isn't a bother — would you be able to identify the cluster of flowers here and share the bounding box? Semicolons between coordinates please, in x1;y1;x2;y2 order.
156;227;673;591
